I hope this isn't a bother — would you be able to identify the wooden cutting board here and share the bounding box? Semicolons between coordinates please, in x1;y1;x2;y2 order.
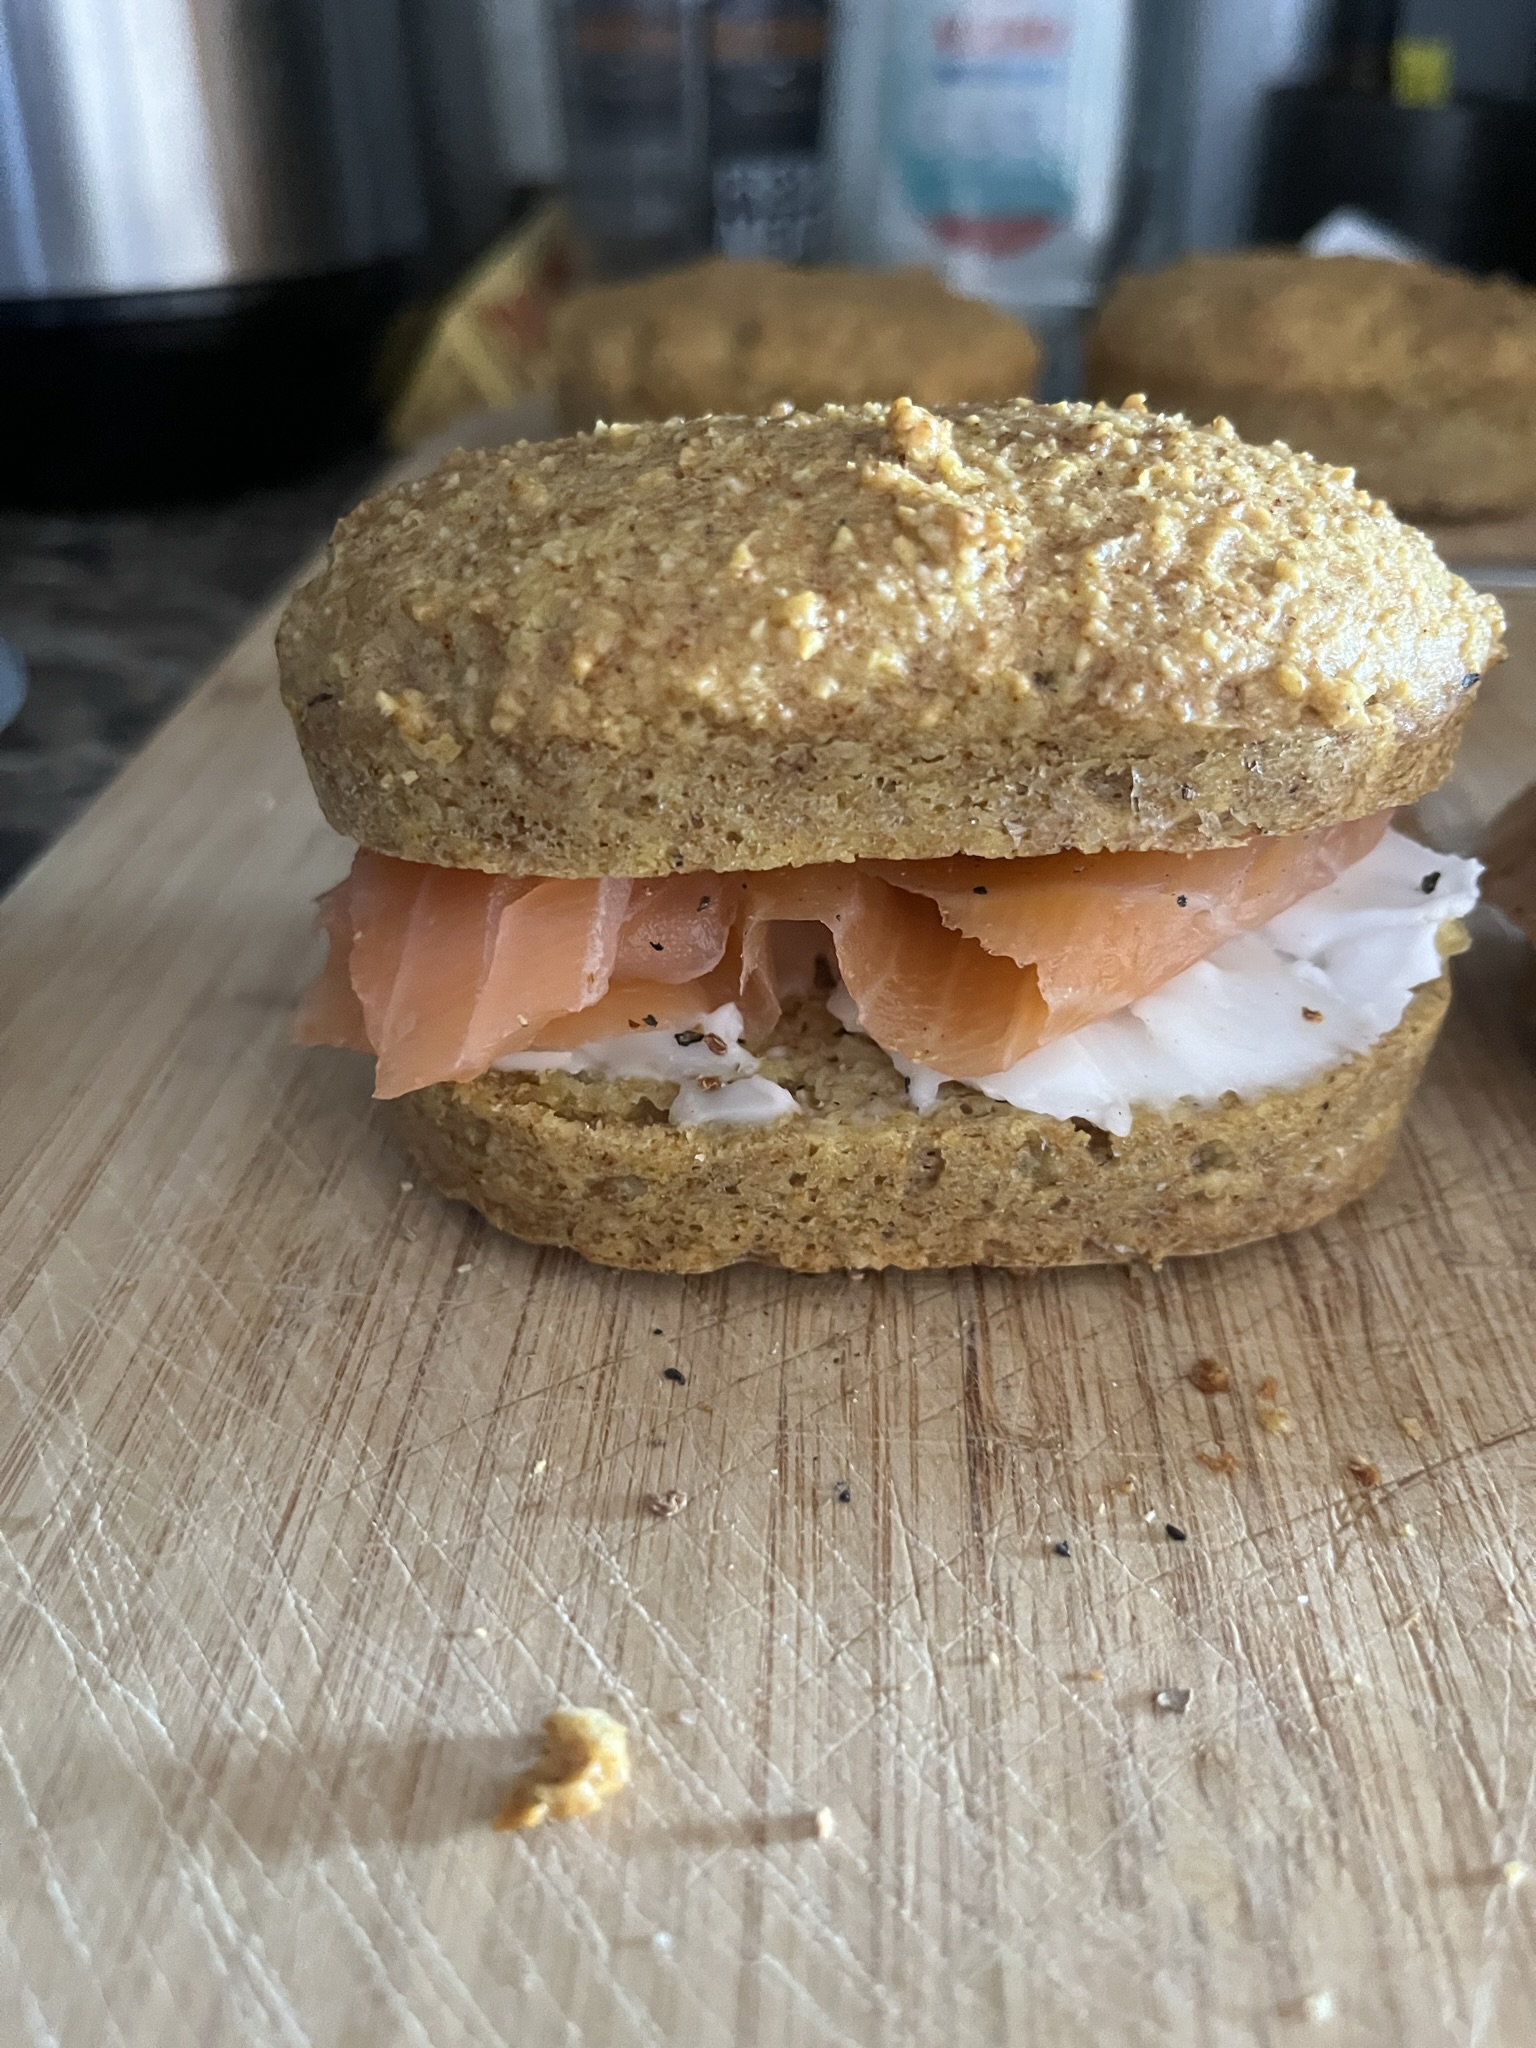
3;577;1535;2048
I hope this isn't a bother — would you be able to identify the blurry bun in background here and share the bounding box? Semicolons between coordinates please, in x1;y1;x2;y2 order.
550;257;1040;429
1087;250;1536;521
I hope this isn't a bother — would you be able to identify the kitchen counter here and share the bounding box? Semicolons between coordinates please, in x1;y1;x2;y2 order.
0;450;378;892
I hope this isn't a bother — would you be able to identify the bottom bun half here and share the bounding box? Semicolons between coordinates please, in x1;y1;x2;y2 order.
395;979;1450;1274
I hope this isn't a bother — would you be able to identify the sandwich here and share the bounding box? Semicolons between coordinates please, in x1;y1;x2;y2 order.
550;257;1040;431
277;395;1500;1272
1087;251;1536;521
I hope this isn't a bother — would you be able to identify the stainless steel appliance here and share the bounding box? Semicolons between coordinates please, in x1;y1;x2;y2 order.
0;0;431;503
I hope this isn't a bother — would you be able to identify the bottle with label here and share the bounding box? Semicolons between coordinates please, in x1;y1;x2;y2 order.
831;0;1132;325
552;0;711;275
708;0;829;260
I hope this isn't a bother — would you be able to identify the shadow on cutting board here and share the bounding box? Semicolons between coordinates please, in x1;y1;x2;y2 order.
146;1731;539;1859
68;1734;812;1865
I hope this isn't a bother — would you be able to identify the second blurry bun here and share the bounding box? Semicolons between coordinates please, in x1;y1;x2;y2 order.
1087;251;1536;522
551;257;1040;429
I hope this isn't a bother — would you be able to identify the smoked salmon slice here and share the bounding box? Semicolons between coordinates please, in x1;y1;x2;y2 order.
736;867;1050;1074
299;851;630;1097
869;811;1387;1043
297;815;1392;1097
294;876;371;1053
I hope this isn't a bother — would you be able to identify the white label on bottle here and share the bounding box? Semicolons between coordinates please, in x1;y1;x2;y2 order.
874;1;1131;309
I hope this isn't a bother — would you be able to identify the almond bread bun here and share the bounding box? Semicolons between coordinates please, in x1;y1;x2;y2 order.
1087;251;1536;521
550;258;1040;431
396;975;1449;1274
279;396;1500;879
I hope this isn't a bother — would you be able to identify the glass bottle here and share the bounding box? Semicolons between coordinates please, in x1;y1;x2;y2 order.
708;0;829;260
551;0;711;275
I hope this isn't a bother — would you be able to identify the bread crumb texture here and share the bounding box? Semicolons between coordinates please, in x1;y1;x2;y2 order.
492;1709;631;1832
279;397;1501;874
396;977;1449;1273
551;256;1040;429
1088;252;1536;519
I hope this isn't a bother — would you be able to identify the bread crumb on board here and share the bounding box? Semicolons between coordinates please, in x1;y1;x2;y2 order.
1189;1357;1232;1394
1195;1447;1243;1477
493;1709;631;1832
1257;1375;1295;1435
1346;1456;1382;1488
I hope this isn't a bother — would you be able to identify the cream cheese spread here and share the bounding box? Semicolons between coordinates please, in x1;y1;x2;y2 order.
494;830;1477;1132
838;828;1479;1134
494;1004;800;1128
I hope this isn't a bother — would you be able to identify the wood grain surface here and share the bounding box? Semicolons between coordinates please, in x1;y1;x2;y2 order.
2;581;1535;2048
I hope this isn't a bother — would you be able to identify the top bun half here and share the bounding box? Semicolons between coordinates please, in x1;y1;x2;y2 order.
278;397;1502;877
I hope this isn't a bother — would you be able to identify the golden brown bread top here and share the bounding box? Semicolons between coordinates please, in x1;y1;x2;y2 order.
550;257;1040;426
280;396;1500;779
1090;252;1536;408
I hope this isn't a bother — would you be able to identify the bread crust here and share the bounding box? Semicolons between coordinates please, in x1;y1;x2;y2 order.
279;399;1501;875
394;978;1450;1273
551;258;1040;429
1087;253;1536;520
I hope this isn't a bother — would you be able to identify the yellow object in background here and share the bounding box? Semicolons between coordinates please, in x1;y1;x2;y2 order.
388;201;577;450
1391;37;1453;110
